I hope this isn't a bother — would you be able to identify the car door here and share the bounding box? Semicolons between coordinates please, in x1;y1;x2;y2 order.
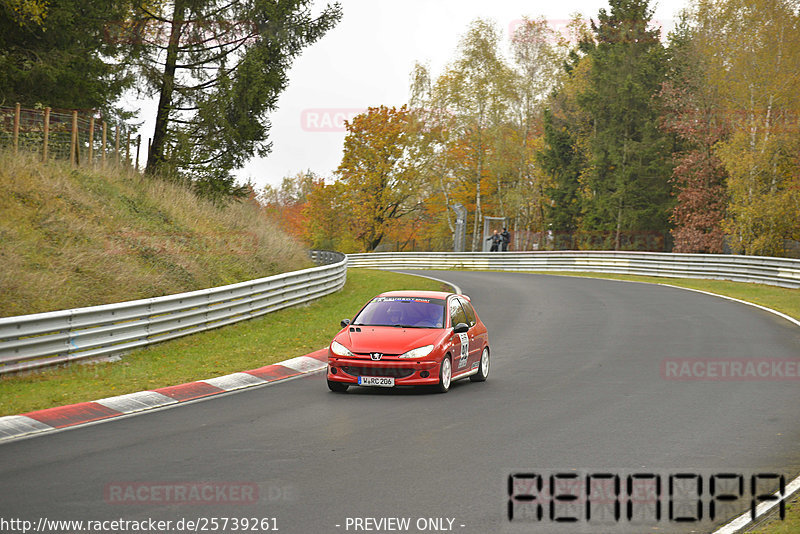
448;297;471;373
456;297;482;371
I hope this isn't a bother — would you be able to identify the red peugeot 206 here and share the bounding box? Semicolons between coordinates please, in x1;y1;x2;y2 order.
326;290;490;393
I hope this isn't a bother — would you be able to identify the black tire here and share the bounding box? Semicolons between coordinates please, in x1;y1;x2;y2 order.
470;346;490;382
327;379;349;392
435;355;452;393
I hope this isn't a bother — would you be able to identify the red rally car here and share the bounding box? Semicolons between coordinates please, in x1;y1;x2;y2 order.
326;290;490;393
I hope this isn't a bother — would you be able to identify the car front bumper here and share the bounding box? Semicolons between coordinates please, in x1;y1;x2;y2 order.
327;355;442;386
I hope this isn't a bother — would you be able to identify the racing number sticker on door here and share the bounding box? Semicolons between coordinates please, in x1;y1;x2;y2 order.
458;333;469;368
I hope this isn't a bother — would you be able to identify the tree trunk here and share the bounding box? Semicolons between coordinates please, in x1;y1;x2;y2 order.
471;125;484;252
146;0;186;176
471;165;482;251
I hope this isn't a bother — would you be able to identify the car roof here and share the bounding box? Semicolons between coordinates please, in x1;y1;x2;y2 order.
377;290;454;299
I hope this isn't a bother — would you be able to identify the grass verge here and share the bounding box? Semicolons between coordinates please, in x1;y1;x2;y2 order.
0;269;448;416
748;492;800;533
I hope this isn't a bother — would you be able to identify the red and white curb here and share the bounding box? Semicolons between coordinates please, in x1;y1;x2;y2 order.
0;349;328;443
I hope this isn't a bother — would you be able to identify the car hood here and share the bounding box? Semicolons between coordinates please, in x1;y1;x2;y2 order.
335;327;447;356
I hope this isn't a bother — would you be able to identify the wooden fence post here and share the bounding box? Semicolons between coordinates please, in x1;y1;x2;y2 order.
13;103;20;155
135;134;141;172
125;129;131;169
88;116;95;166
70;110;78;167
101;121;107;168
115;124;120;166
42;107;50;162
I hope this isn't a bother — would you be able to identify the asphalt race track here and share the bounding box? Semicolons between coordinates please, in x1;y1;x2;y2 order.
1;271;799;534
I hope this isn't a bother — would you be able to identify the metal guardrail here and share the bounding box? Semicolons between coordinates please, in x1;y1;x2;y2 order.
346;251;800;289
0;252;347;375
310;250;346;265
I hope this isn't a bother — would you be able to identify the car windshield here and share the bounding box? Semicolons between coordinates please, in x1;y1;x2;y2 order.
353;297;446;328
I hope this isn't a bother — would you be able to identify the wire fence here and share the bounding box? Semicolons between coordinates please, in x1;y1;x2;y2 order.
0;103;142;169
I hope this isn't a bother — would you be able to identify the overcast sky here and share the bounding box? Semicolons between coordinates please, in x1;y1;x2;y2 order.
131;0;689;191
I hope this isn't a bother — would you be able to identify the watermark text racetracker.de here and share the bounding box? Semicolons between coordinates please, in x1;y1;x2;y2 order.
0;516;279;533
661;358;800;381
103;481;296;505
300;108;364;132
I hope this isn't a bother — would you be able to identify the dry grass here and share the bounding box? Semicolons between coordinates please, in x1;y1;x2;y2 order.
0;149;310;317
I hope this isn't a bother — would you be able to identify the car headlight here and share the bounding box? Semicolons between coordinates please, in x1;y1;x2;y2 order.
398;344;435;359
330;341;353;357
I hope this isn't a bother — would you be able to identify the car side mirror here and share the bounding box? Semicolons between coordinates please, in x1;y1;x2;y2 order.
340;318;351;328
453;322;469;334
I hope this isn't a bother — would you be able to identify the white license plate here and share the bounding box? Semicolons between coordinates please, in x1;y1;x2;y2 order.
358;376;395;387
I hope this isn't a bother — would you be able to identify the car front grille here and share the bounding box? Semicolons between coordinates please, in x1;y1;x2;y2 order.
341;366;416;379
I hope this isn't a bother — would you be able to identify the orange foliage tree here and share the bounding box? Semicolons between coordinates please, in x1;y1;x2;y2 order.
335;105;427;252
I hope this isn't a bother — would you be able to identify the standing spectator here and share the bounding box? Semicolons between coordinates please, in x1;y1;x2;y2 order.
501;227;510;251
487;230;501;251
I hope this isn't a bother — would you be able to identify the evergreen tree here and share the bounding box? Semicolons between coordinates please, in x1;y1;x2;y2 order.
0;0;134;114
133;0;341;199
578;0;674;249
538;107;583;247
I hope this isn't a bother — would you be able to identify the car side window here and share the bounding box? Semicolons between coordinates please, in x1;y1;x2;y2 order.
458;298;477;327
449;298;468;327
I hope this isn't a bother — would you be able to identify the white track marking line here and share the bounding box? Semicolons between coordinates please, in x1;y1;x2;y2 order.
713;475;800;534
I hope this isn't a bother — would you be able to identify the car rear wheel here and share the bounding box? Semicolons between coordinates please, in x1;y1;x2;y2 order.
435;355;452;393
327;379;348;392
470;346;490;382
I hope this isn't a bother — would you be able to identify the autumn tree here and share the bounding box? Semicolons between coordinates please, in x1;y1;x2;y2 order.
408;62;459;248
507;17;568;248
336;105;426;252
2;0;47;26
659;16;728;253
692;0;800;255
259;170;319;240
430;19;515;251
303;179;354;251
